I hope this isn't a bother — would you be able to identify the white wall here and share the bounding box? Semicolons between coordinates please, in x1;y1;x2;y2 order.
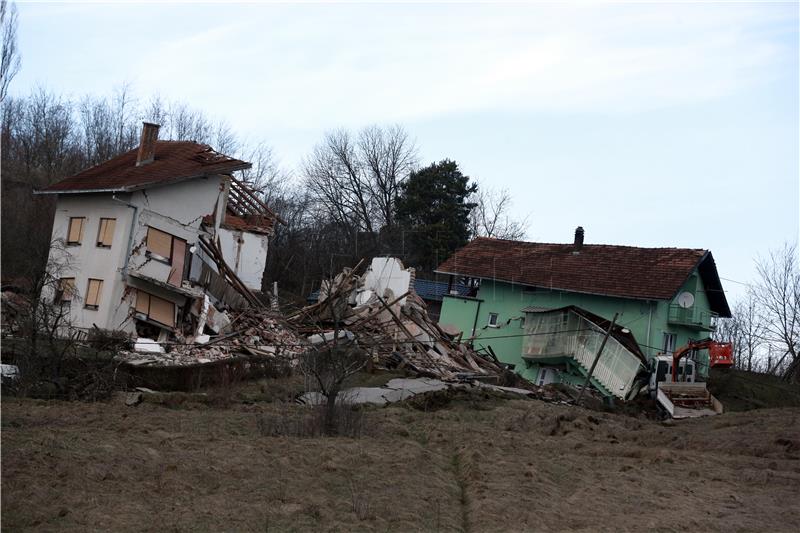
217;227;269;290
47;175;229;334
46;193;134;331
127;176;226;283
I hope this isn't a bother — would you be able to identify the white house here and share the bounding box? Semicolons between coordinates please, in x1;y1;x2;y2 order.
37;122;278;340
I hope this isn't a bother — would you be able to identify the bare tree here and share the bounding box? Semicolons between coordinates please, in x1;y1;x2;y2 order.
469;182;529;240
715;292;765;372
752;242;800;382
303;125;417;238
10;240;82;395
0;0;21;102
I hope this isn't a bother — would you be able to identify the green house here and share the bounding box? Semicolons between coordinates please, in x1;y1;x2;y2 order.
435;228;732;390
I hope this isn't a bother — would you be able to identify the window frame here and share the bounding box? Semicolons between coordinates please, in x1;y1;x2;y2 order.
55;277;76;305
145;226;186;267
662;332;677;355
84;278;103;310
96;217;116;248
134;289;176;328
487;312;500;328
66;217;86;246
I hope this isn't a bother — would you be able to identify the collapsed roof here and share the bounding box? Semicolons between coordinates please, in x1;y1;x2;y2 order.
38;141;251;193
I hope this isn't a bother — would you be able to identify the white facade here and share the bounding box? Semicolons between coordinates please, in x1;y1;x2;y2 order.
217;227;269;290
45;174;272;335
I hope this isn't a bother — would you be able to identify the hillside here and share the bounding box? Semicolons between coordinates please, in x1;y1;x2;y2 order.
2;386;800;532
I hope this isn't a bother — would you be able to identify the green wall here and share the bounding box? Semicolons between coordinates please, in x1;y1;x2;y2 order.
438;269;717;382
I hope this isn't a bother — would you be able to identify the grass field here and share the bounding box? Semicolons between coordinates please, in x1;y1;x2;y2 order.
3;379;800;532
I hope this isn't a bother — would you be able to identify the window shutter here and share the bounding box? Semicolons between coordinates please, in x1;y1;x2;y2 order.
147;227;173;259
98;218;116;246
86;279;103;307
135;290;150;314
68;218;84;244
149;296;175;327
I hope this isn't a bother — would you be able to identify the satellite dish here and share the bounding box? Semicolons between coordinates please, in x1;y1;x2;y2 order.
677;291;695;309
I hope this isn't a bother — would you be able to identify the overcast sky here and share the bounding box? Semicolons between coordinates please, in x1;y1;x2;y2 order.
11;1;799;302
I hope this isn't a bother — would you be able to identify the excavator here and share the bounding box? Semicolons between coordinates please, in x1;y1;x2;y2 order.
670;339;734;382
648;339;734;419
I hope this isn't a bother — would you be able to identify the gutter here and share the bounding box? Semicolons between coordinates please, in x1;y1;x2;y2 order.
112;193;139;275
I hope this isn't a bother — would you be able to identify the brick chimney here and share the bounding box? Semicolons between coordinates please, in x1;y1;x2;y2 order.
136;122;160;166
574;226;584;252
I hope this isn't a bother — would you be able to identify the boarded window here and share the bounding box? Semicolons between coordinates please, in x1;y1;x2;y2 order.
84;279;103;309
67;217;85;245
56;277;76;303
146;226;173;261
96;218;116;247
134;290;176;328
167;238;187;287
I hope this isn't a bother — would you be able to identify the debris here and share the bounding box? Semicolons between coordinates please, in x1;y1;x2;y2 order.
290;257;509;383
116;310;306;367
1;363;20;381
134;338;165;354
124;392;143;406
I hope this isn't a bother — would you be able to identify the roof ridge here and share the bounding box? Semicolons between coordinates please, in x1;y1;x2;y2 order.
473;236;706;252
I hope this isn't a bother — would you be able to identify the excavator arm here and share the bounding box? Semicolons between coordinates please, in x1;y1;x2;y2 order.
671;339;733;382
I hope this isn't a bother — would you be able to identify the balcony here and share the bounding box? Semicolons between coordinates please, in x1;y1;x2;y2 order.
668;305;718;331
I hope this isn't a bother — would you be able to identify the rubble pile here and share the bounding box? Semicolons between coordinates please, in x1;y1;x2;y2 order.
290;258;507;382
116;310;307;367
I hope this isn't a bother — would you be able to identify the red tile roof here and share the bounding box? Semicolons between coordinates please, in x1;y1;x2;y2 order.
39;141;250;193
436;237;729;314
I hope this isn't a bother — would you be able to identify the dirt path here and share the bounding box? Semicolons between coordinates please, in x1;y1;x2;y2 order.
2;395;799;532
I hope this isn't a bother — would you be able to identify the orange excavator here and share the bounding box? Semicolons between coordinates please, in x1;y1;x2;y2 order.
671;338;734;382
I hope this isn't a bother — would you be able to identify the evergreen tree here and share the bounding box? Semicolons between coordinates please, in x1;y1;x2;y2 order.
395;159;477;272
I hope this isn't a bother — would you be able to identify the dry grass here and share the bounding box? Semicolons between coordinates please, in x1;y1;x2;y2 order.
2;389;800;532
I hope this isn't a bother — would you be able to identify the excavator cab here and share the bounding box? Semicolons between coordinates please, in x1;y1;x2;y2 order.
671;339;734;382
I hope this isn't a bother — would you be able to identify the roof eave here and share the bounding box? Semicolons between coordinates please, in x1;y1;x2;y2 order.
35;163;252;195
434;269;670;302
34;187;127;195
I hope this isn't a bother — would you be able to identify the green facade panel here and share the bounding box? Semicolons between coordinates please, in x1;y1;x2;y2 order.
438;267;718;384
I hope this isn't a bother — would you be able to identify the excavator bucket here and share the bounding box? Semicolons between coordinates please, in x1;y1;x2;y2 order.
709;342;734;368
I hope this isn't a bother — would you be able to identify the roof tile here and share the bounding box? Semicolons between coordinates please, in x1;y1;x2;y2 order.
41;141;250;193
436;237;707;301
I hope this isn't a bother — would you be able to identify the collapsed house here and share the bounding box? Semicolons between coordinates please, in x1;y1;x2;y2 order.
290;257;507;382
36;122;279;346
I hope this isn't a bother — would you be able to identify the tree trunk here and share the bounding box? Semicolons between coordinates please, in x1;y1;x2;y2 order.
324;387;339;436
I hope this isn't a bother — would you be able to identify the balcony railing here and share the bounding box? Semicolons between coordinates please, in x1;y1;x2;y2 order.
668;305;718;330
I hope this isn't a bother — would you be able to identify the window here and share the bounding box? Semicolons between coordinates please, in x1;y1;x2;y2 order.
67;217;85;245
55;277;76;304
96;218;116;247
146;226;174;261
84;279;103;310
662;332;677;355
145;227;188;286
488;312;499;327
134;290;176;328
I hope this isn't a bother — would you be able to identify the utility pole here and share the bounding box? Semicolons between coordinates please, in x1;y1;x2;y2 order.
576;312;619;405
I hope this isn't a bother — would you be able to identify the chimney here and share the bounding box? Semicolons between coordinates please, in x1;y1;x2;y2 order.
136;122;160;166
573;226;584;252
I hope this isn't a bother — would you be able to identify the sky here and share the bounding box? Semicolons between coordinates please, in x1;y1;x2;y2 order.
10;0;800;303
